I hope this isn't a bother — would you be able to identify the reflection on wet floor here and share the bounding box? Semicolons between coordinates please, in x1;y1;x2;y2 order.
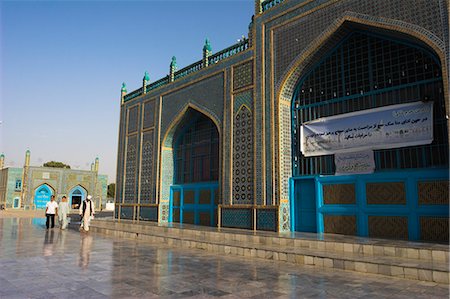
0;218;448;299
43;229;55;256
79;233;93;270
32;217;46;227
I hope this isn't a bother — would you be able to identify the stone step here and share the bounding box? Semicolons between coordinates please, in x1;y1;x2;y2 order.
90;219;449;261
86;219;449;284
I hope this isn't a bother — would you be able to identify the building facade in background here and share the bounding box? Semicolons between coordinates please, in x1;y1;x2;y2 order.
0;151;108;210
116;0;449;242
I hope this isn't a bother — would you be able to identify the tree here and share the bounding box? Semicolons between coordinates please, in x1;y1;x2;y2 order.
43;161;71;169
107;183;115;198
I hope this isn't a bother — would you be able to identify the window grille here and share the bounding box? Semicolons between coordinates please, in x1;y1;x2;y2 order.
292;31;448;176
174;115;219;184
15;179;22;190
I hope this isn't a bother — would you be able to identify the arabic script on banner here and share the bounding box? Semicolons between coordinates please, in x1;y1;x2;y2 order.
300;101;433;157
335;150;375;175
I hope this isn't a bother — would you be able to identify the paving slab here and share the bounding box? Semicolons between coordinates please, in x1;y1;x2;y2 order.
0;217;448;299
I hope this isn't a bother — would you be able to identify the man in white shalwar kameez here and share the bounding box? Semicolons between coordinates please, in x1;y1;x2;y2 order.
79;195;95;232
58;196;70;229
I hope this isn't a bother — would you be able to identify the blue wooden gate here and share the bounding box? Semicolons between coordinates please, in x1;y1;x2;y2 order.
290;169;448;241
170;182;218;226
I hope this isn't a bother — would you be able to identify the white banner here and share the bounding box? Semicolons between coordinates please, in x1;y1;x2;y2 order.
300;101;433;157
335;150;375;175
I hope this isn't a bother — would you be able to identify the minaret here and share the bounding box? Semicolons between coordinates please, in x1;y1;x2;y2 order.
21;150;31;209
90;162;94;171
202;38;212;67
94;157;99;172
25;149;30;167
0;153;4;169
143;71;150;94
93;157;100;210
121;82;127;105
169;56;177;82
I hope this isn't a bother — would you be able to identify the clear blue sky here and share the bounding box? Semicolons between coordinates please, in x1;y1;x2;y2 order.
1;0;254;183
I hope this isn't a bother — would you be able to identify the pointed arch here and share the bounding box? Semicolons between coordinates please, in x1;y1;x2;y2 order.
68;185;87;209
68;184;87;197
159;103;221;225
277;15;448;103
33;184;55;209
235;104;252;115
162;102;221;148
276;16;449;204
34;183;55;194
171;107;219;184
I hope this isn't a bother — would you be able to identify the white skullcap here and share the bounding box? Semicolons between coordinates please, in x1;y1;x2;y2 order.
87;195;92;200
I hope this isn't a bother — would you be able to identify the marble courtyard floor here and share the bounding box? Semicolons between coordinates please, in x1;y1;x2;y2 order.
0;216;448;298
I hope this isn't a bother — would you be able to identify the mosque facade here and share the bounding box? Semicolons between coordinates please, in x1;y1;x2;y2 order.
0;151;108;210
115;0;449;242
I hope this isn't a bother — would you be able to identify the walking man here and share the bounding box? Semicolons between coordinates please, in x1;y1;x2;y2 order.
79;195;95;232
58;196;70;229
45;195;58;229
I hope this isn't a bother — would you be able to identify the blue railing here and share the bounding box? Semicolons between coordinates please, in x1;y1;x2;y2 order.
174;60;203;80
261;0;285;12
123;39;250;102
146;76;169;92
208;39;249;65
124;87;143;102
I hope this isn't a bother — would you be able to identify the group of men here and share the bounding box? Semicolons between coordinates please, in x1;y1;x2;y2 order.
45;195;95;231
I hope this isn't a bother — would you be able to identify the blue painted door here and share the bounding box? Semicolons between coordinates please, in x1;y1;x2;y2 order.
294;179;317;232
13;197;20;208
34;185;52;209
170;183;218;226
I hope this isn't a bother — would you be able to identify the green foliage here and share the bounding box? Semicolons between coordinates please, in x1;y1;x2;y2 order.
43;161;71;169
107;183;116;198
